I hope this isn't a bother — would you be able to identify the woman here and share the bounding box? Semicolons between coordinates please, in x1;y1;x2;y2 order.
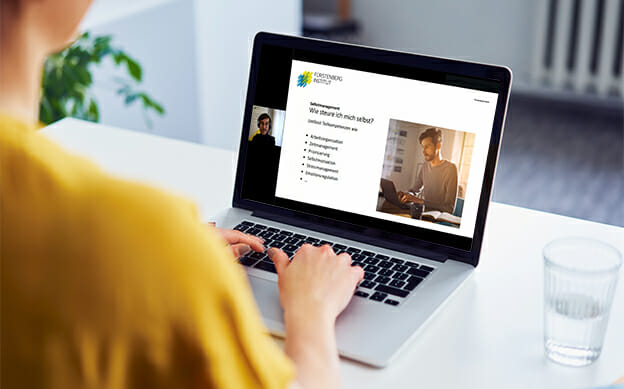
0;0;363;388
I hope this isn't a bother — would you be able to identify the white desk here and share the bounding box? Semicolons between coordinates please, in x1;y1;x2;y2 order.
43;119;624;389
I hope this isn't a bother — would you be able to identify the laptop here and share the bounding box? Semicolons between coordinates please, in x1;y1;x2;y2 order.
214;32;511;367
380;178;409;209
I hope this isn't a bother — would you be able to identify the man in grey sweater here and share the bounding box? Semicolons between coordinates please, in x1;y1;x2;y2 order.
398;127;458;214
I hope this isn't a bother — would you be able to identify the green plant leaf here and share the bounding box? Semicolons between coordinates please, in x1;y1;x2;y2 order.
139;93;165;115
40;32;164;127
125;93;139;105
113;52;124;66
88;100;99;122
125;56;142;82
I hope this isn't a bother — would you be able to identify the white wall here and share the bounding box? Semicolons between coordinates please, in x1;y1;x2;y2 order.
84;0;301;148
193;1;302;150
89;0;201;142
349;0;538;84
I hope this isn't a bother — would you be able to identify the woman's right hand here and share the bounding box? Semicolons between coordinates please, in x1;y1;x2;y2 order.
267;244;364;324
267;244;364;389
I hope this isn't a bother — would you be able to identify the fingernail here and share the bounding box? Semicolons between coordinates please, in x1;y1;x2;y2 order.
235;244;252;257
267;247;276;257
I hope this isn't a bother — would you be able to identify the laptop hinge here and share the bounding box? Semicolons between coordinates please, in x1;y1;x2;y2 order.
252;210;448;263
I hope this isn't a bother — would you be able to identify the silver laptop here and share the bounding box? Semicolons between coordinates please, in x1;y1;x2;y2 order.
214;32;511;367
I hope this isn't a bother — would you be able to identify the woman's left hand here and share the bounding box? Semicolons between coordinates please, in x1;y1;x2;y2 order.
212;226;266;258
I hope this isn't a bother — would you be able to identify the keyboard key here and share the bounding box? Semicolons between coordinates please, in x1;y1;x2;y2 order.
390;257;404;264
254;224;268;230
254;261;276;273
375;284;409;298
284;244;299;252
305;237;320;243
273;234;288;242
385;299;399;306
354;291;369;298
268;227;281;233
404;276;423;291
378;260;393;269
346;247;361;254
392;264;408;272
285;237;300;244
284;251;295;258
374;275;391;284
250;252;266;260
405;261;420;267
361;251;375;257
378;269;394;277
364;257;379;265
375;254;389;260
363;272;376;280
241;221;254;226
370;292;388;302
364;265;380;273
333;244;347;250
352;254;366;261
420;265;435;272
269;241;285;249
280;231;293;236
360;280;376;289
247;228;262;236
238;256;257;266
407;268;429;278
259;231;274;239
352;261;364;268
233;224;249;232
392;272;409;280
318;240;332;246
390;279;406;288
293;234;306;240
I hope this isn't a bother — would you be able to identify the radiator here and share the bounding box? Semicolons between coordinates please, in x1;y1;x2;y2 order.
532;0;623;98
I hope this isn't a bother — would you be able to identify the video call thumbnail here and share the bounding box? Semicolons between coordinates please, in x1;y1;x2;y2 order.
248;106;286;147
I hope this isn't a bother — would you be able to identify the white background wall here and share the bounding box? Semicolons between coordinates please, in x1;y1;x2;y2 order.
348;0;538;84
193;1;301;150
89;0;201;142
83;0;301;149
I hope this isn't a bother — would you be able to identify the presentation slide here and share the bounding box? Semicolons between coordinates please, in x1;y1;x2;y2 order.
275;60;498;237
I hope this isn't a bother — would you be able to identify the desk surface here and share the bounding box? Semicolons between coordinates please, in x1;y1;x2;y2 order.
43;119;624;389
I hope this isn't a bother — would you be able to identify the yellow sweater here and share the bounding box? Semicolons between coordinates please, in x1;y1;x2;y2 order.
0;114;293;388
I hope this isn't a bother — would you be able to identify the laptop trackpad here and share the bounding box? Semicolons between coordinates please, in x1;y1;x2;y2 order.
247;275;285;330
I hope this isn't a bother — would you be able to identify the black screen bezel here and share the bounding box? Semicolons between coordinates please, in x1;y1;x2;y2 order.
233;32;511;267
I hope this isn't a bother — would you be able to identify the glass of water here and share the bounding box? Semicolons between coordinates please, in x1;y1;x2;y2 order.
543;238;622;366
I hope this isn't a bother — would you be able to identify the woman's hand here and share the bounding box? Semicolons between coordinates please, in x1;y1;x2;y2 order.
268;244;364;389
212;227;265;258
268;244;364;323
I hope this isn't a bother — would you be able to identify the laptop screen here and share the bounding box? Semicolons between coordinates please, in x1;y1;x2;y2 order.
238;37;507;253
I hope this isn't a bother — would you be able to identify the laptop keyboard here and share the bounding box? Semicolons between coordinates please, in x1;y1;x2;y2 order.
233;221;436;306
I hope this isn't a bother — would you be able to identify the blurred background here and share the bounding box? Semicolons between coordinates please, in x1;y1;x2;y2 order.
74;0;622;226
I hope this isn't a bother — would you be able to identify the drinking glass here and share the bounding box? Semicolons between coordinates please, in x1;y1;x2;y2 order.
543;238;622;366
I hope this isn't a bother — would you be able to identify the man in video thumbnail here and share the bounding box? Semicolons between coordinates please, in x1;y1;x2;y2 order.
251;113;276;146
398;127;458;213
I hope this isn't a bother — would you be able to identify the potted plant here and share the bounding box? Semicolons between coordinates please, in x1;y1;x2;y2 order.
40;32;164;127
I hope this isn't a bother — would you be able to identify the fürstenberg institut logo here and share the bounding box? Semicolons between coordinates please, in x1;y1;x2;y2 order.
297;70;343;87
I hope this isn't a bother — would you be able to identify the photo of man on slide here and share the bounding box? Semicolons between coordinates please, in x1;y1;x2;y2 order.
378;120;474;227
398;127;458;214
